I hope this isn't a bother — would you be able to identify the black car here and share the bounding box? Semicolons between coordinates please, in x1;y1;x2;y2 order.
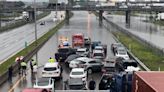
64;78;87;90
116;59;138;72
102;59;116;74
99;74;115;91
55;47;76;62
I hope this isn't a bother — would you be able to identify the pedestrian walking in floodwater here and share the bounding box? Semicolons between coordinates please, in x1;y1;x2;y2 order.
8;65;13;83
89;77;96;90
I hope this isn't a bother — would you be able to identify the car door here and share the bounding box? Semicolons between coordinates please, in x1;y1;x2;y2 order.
88;60;101;71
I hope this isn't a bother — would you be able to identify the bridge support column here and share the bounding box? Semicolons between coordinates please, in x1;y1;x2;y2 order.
28;11;35;22
65;10;70;25
99;10;103;27
125;10;131;27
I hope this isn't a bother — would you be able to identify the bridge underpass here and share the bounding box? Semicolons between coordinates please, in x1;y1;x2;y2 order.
1;4;164;27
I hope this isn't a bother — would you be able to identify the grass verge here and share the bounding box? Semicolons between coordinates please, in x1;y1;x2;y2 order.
0;12;50;32
0;16;67;75
113;31;164;71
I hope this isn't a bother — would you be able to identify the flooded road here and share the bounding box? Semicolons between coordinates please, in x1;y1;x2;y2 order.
0;11;117;92
105;14;164;49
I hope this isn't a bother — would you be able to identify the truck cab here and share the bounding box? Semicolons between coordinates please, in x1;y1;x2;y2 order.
72;33;84;48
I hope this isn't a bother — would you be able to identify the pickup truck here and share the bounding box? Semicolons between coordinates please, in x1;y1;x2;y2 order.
55;47;76;62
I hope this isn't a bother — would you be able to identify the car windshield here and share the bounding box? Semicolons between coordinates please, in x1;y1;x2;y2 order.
104;67;115;72
71;71;84;75
44;67;57;71
58;48;69;53
77;51;85;54
123;62;138;68
118;50;126;55
94;53;103;57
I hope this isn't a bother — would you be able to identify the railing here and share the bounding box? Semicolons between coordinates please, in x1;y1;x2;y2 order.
1;5;164;12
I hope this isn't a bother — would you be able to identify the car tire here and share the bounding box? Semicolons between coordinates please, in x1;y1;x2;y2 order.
88;68;92;74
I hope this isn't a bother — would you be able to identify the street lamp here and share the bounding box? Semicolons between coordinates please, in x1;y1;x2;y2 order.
34;0;37;45
34;0;38;62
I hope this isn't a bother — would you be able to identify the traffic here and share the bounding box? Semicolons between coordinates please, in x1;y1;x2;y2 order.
0;12;142;92
22;31;140;92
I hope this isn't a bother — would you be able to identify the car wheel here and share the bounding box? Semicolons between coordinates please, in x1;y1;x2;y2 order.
88;68;92;74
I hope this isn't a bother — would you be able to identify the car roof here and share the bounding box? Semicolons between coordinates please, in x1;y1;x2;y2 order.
76;57;89;61
69;78;83;85
95;46;103;49
93;50;103;53
103;61;116;67
44;62;58;67
37;77;51;82
117;47;126;50
122;59;136;63
77;48;87;51
71;68;85;72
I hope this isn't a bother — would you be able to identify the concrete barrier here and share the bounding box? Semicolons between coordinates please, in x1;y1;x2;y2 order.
0;12;73;86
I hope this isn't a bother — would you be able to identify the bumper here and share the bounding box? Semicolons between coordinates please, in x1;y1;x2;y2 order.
42;73;61;78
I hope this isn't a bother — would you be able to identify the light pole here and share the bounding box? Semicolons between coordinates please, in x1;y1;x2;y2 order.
34;0;37;45
55;0;57;18
34;0;38;62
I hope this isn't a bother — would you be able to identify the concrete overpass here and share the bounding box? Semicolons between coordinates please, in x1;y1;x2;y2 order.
1;5;164;26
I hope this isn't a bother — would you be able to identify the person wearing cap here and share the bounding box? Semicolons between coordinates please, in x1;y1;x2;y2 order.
48;57;55;63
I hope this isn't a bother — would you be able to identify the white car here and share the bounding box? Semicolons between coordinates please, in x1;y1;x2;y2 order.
76;48;89;57
70;68;87;82
92;50;105;60
94;46;104;53
115;47;129;60
73;5;81;8
33;77;55;92
42;62;62;78
69;57;89;69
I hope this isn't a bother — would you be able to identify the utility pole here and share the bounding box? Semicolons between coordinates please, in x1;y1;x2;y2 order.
34;0;38;63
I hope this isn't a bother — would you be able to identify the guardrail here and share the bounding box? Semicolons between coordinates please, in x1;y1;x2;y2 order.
1;5;164;12
0;12;73;86
102;16;150;71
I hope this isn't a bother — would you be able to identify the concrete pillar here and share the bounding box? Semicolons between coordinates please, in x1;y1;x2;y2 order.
28;11;35;22
125;10;131;26
65;10;70;25
99;10;103;26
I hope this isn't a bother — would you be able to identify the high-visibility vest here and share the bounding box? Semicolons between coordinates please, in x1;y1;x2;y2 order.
48;58;55;63
21;62;27;67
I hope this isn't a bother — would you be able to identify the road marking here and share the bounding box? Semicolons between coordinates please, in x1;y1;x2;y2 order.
8;75;25;92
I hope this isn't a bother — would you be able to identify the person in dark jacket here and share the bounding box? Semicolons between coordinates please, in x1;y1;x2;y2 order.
8;66;13;83
88;78;96;90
